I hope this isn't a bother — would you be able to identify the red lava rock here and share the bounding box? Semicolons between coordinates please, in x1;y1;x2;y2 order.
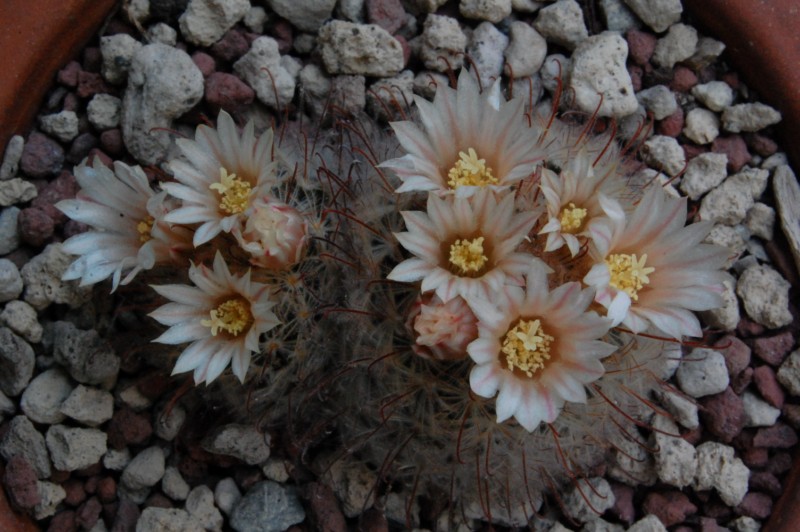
58;61;82;87
643;490;698;527
144;493;173;509
766;451;793;475
107;407;153;450
32;171;78;224
50;469;71;484
745;133;778;157
670;66;699;92
703;500;733;521
82;47;102;73
682;143;708;161
76;71;110;99
84;476;98;495
609;483;635;525
752;365;785;408
715;335;751;378
699;516;728;532
752;422;798;448
233;466;263;491
684;426;704;446
720;71;739;91
737;317;766;338
657;107;684;137
20;131;65;178
205;72;255;114
47;510;77;532
178;456;208;485
272;19;293;54
394;34;410;68
75;463;103;479
86;148;113;167
737;491;773;520
210;29;250;62
782;403;800;430
700;387;745;443
367;0;406;34
626;29;657;66
18;207;55;247
712;135;752;172
306;482;347;532
741;446;769;468
3;456;40;511
135;372;172;400
99;129;124;156
731;366;753;395
62;478;87;507
111;498;140;532
76;497;102;530
62;93;80;113
97;477;116;504
191;52;216;78
67;132;99;164
359;507;389;532
628;64;643;92
64;219;90;238
752;331;794;366
749;471;782;497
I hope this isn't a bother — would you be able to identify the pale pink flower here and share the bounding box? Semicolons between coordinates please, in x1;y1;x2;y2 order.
58;159;191;291
407;293;477;361
538;148;626;256
162;111;280;246
150;252;280;384
468;264;615;431
380;69;542;196
235;195;309;270
387;189;537;302
583;186;729;339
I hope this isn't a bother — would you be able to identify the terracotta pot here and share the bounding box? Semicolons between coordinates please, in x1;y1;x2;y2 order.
0;3;119;529
0;0;119;162
0;0;799;530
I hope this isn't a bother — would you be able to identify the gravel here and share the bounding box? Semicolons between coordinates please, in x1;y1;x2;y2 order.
1;0;799;530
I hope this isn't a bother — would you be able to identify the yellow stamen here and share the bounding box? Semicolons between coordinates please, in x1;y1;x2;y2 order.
559;202;588;233
447;148;498;189
137;216;154;243
201;297;253;337
449;236;488;274
210;168;252;215
606;253;655;301
502;319;554;378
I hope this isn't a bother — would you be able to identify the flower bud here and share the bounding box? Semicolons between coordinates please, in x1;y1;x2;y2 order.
407;293;477;361
236;196;308;270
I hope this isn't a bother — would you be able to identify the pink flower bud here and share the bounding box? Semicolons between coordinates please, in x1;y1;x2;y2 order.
407;293;477;361
236;196;308;270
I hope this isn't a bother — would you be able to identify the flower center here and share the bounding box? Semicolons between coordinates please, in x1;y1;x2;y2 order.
201;297;253;337
447;148;498;189
449;236;488;275
606;253;655;301
559;202;588;233
137;216;154;243
502;319;554;378
210;167;252;215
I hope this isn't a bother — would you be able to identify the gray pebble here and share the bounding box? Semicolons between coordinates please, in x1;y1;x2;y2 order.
0;415;51;478
230;481;305;532
676;348;729;398
20;368;73;424
46;424;108;471
60;385;114;427
0;327;35;397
